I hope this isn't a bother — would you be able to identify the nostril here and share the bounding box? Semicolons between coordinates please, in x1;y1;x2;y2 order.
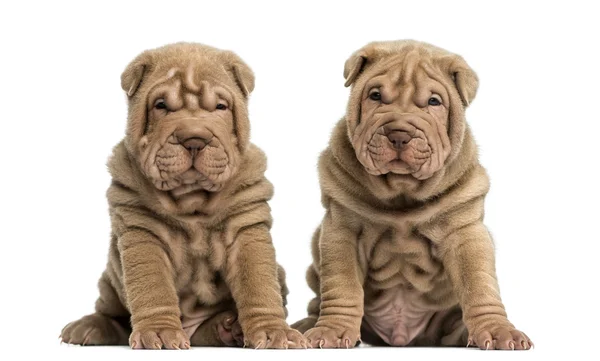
174;128;213;152
387;131;412;150
181;137;207;151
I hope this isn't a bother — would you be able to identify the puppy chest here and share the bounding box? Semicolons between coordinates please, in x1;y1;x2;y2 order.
362;228;445;292
361;226;455;293
175;228;231;305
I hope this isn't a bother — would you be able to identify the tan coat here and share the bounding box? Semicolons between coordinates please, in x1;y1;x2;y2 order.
292;40;532;350
60;43;305;349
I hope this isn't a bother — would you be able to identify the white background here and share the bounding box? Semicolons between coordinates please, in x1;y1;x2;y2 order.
1;1;598;360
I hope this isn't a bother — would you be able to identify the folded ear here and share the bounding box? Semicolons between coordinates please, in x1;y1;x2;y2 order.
221;51;255;97
343;52;368;87
343;42;384;87
121;52;151;97
442;55;479;106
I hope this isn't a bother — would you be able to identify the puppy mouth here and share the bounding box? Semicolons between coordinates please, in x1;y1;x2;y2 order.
368;136;431;174
354;112;446;179
144;133;232;192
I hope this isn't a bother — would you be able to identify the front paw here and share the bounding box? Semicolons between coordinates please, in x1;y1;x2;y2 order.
468;325;533;350
130;327;190;350
245;327;307;349
304;326;360;348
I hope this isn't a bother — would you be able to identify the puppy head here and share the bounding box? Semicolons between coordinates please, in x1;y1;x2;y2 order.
343;40;478;180
121;43;254;195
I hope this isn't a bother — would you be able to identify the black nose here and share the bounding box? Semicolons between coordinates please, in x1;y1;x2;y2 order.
387;131;412;150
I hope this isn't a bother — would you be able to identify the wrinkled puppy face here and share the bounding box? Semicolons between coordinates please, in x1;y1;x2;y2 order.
121;44;254;195
344;41;478;180
141;68;237;194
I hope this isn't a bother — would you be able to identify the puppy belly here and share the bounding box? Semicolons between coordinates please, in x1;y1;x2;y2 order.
363;287;435;346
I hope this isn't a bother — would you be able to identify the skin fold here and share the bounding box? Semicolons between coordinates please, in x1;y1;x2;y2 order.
291;40;532;351
60;43;306;349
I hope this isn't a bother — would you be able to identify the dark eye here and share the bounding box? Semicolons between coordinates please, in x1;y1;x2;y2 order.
428;97;441;106
154;100;167;110
216;103;227;110
369;91;382;101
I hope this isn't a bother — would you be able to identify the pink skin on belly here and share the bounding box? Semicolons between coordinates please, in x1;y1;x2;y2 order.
363;287;436;346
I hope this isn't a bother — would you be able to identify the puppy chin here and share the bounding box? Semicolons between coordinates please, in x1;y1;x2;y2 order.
170;180;222;197
152;177;183;191
159;167;225;196
363;152;434;180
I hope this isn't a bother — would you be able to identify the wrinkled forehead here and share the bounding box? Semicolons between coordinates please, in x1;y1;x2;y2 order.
145;61;234;104
365;50;448;92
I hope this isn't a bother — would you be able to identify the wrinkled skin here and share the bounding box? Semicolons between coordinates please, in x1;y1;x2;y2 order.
352;56;451;180
295;40;532;351
60;43;306;350
139;69;239;194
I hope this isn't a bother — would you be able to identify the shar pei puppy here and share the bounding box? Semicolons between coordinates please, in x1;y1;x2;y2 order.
60;43;306;349
292;40;532;350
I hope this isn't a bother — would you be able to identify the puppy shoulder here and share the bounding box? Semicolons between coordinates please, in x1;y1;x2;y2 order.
226;142;273;206
244;143;268;169
106;140;143;186
105;140;155;212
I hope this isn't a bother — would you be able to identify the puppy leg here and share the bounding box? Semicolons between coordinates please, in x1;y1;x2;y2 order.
290;270;319;333
190;310;244;347
61;271;130;345
224;223;307;349
190;265;291;347
277;264;291;319
304;208;363;348
120;229;190;350
291;228;321;333
441;222;533;350
409;306;468;347
61;313;130;346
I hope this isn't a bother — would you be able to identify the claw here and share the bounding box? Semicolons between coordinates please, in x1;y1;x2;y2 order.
509;341;515;350
466;339;472;348
81;329;93;346
345;339;350;349
485;340;490;350
319;340;325;349
154;342;162;349
183;342;190;349
131;341;137;349
255;341;263;349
